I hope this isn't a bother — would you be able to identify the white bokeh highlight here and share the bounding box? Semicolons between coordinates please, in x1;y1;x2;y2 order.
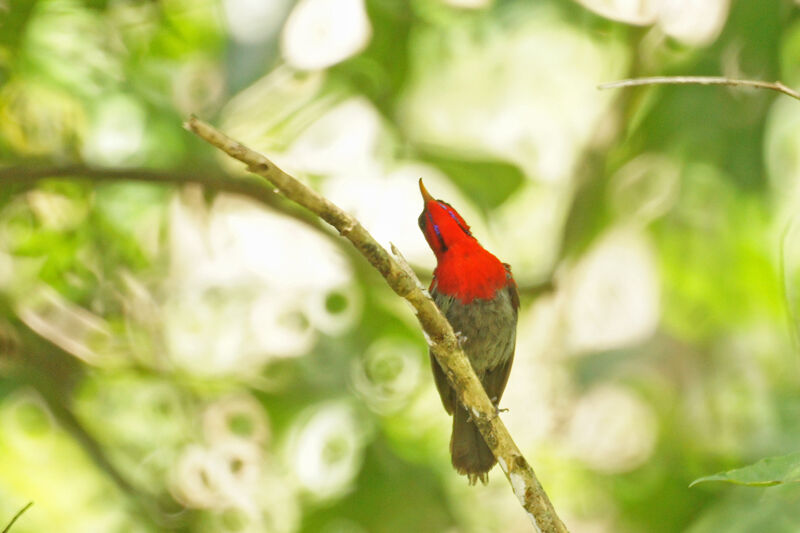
203;395;271;446
17;285;118;367
566;228;660;354
81;94;145;166
287;403;368;499
351;338;423;414
573;0;658;25
282;97;384;178
281;0;372;70
568;385;658;473
503;296;575;446
658;0;730;46
223;0;291;44
608;153;681;224
171;439;263;512
165;189;359;374
575;0;730;46
490;182;571;286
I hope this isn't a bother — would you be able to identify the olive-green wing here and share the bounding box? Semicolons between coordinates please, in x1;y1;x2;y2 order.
481;266;519;405
430;352;456;414
481;345;514;406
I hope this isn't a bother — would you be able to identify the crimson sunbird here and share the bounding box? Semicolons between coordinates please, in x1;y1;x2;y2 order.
417;179;519;484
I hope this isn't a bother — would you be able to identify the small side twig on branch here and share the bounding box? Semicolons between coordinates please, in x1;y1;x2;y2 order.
599;76;800;102
2;502;32;533
184;116;569;533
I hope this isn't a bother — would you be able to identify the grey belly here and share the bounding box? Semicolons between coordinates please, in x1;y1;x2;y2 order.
434;289;517;375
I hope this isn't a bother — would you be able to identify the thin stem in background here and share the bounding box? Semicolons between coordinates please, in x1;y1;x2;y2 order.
2;502;32;533
599;76;800;102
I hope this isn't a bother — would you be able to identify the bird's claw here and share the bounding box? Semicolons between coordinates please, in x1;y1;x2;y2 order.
489;396;508;420
454;331;468;348
465;404;508;424
490;405;508;421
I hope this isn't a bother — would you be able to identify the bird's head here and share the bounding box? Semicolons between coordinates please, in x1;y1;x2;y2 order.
418;179;474;259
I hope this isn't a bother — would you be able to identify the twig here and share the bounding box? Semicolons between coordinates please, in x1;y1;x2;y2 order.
0;164;288;214
0;163;328;238
184;116;569;533
598;76;800;102
2;502;32;533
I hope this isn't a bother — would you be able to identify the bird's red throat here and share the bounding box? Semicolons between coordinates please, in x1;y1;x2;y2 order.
432;243;508;303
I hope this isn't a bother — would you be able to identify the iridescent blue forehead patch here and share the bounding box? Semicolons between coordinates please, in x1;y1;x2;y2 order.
439;202;472;236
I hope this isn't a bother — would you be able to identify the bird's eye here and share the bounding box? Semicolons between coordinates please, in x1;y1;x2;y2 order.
418;212;426;231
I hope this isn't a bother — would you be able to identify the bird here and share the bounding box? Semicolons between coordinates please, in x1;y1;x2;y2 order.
417;179;519;484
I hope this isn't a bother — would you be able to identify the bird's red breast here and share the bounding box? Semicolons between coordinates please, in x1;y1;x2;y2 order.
431;247;509;303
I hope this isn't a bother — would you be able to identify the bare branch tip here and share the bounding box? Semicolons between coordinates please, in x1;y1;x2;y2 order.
183;115;201;132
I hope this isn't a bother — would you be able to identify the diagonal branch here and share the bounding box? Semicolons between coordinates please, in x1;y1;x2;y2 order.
598;76;800;102
184;116;568;533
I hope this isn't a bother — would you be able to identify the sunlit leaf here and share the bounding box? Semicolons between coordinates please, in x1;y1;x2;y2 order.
690;453;800;488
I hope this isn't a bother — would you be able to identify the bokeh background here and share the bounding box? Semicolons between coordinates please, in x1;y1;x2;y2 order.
2;0;800;531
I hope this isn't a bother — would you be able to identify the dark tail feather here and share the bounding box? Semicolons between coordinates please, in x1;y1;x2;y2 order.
450;404;496;484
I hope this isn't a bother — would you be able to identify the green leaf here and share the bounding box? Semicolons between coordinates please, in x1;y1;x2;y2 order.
690;453;800;488
418;151;525;211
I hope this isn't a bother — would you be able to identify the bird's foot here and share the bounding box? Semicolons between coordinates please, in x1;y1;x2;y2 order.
489;405;508;421
465;405;507;424
454;331;468;348
489;396;508;420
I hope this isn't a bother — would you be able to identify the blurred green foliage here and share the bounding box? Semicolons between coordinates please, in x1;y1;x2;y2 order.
3;1;800;532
